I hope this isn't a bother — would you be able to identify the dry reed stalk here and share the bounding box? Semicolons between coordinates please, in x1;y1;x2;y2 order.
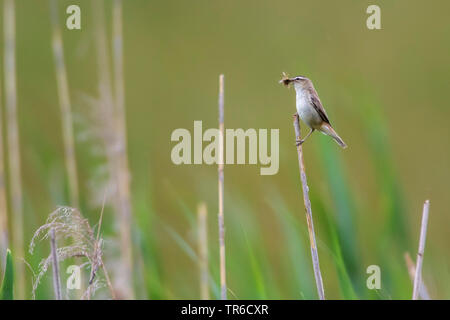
293;114;325;300
3;0;25;298
101;261;116;299
112;0;134;299
0;79;9;263
96;191;116;299
412;200;430;300
404;252;431;300
49;0;79;207
92;0;134;299
218;74;227;300
50;228;62;300
197;202;209;300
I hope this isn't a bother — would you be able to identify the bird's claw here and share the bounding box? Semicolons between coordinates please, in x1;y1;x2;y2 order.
295;139;304;147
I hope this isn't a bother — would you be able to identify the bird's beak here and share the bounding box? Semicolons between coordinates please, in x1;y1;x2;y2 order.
280;77;296;87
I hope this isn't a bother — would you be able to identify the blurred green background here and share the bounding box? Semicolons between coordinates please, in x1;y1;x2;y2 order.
0;0;449;299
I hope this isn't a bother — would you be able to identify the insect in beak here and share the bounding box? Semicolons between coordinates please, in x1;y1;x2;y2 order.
279;72;292;87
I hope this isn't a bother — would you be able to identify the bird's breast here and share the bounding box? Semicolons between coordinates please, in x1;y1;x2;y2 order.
295;91;322;128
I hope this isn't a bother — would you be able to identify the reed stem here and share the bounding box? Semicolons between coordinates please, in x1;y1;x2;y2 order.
293;114;325;300
92;0;134;299
0;75;9;265
404;252;430;300
412;200;430;300
50;0;79;207
112;0;134;298
4;0;25;299
218;74;227;300
50;228;62;300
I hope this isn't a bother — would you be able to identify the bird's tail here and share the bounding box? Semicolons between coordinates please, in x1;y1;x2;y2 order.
320;123;348;149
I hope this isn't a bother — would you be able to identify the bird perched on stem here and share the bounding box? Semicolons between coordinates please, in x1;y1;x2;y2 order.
280;73;347;149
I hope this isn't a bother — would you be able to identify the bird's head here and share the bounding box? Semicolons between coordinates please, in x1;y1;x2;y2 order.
279;73;310;90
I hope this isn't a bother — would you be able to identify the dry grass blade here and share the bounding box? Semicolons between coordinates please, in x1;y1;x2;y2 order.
4;0;25;299
50;228;62;300
94;190;116;299
412;200;430;300
404;252;431;300
112;0;134;299
50;0;79;207
0;68;9;264
218;74;227;300
293;114;325;300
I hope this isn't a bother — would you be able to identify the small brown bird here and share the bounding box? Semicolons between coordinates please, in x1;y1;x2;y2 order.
280;73;347;149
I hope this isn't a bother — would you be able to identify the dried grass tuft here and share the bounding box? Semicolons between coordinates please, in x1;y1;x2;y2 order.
29;206;114;299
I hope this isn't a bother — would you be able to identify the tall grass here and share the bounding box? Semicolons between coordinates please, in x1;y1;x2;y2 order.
3;0;24;299
92;0;134;299
356;86;411;297
0;77;9;265
310;191;358;299
49;0;79;207
133;185;164;299
217;74;227;299
0;249;13;300
49;228;61;300
269;194;316;299
112;0;134;299
317;136;362;295
0;1;444;301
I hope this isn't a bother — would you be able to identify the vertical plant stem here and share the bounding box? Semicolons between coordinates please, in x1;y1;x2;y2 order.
95;190;116;299
101;261;117;300
113;0;134;299
412;200;430;300
50;0;79;207
293;114;325;300
0;78;9;264
4;0;25;299
50;228;62;300
93;0;134;299
218;74;227;300
404;252;431;300
197;202;209;300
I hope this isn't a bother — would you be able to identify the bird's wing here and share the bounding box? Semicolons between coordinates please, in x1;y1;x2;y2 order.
308;86;330;124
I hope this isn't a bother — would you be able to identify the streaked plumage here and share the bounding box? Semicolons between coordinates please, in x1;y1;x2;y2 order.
281;74;347;149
